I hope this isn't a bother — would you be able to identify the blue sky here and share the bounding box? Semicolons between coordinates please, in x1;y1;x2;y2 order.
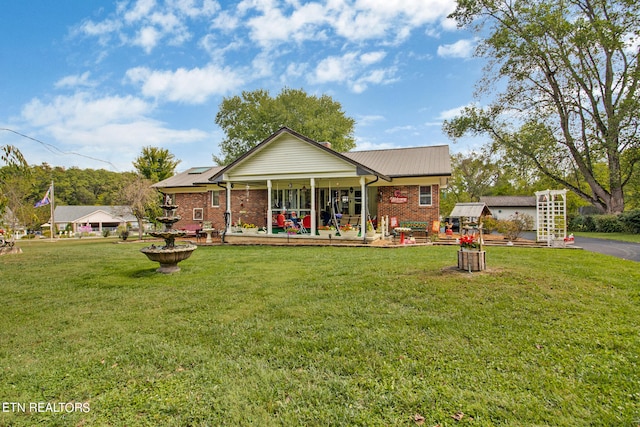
1;0;485;172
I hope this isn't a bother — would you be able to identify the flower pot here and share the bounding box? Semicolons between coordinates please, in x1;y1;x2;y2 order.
340;230;359;239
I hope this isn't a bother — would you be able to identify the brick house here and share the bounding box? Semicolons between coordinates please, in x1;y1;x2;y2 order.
153;127;451;239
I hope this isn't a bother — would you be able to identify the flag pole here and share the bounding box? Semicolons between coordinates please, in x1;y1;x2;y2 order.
50;180;55;240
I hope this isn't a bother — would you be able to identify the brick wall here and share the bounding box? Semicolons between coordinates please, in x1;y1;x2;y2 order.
376;185;440;226
172;185;440;230
173;189;269;230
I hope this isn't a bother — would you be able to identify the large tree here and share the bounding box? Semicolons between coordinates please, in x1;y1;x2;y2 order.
449;150;501;202
133;146;180;183
444;0;640;214
214;88;356;165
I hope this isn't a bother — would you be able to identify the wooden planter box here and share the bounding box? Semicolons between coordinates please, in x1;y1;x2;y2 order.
458;250;486;272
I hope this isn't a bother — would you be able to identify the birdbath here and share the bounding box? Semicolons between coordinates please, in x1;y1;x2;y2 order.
140;194;196;273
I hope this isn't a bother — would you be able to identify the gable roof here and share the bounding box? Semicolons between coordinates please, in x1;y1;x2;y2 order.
480;196;536;207
153;127;451;189
209;127;391;182
54;206;137;223
449;202;492;218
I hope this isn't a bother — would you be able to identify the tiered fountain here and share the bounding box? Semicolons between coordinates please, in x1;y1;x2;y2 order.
140;194;197;273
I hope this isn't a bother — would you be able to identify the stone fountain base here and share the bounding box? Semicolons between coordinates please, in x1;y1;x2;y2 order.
140;243;197;274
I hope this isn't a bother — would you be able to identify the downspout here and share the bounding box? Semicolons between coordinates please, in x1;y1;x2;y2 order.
363;175;380;243
217;182;230;243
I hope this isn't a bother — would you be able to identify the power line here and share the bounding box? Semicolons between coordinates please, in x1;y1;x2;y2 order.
0;128;120;171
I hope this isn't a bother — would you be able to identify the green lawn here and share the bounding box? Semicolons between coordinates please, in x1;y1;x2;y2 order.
1;239;638;426
573;231;640;243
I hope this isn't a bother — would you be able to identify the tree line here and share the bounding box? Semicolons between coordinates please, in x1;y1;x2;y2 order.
0;146;179;236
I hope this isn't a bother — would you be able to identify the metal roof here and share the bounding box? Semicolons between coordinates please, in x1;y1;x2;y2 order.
449;202;492;218
152;166;224;188
153;128;451;189
480;196;536;207
343;145;451;177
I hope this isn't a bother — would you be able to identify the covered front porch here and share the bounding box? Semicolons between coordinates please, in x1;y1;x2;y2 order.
210;128;390;242
219;176;381;241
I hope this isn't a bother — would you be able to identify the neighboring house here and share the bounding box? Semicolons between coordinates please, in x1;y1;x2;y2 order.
0;207;26;239
480;196;538;230
153;127;452;237
53;206;139;234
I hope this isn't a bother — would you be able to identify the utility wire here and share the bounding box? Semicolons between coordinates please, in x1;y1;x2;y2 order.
0;128;120;171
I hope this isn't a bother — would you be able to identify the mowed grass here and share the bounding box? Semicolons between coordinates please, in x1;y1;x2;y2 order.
0;239;638;426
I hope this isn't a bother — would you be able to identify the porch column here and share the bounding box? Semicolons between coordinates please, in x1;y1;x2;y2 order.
360;176;366;236
310;178;316;235
267;180;273;235
226;182;232;233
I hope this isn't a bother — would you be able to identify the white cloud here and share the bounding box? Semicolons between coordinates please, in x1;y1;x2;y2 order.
437;38;476;59
313;52;358;84
436;103;475;121
125;64;245;103
124;0;157;23
356;114;386;126
353;138;397;151
360;51;386;65
17;92;209;170
311;51;396;92
134;26;162;52
54;72;96;89
21;92;151;129
385;125;417;134
75;0;220;52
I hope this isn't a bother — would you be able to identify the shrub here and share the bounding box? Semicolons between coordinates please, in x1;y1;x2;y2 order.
482;216;499;234
117;225;129;241
619;210;640;234
571;215;597;232
496;212;534;241
593;214;624;233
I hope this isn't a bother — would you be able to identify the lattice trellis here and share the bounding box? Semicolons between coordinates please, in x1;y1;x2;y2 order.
535;189;568;246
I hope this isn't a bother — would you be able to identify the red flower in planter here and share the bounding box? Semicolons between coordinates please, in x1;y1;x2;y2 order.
459;235;480;249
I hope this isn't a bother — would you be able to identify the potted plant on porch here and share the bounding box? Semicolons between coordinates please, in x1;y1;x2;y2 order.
339;223;358;239
317;225;335;238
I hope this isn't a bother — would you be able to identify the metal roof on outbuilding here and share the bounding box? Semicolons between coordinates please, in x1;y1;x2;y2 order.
449;202;492;218
480;196;536;207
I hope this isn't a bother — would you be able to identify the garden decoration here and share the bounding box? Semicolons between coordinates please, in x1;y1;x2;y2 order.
140;194;196;274
394;227;412;244
457;224;486;272
459;234;480;251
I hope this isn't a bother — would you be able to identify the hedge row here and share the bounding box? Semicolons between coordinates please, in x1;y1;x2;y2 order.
570;210;640;234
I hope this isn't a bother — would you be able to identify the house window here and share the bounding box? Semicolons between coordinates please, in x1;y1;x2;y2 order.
419;186;432;206
193;208;203;221
211;190;220;207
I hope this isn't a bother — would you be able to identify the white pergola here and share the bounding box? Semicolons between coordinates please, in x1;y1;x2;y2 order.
535;189;568;246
